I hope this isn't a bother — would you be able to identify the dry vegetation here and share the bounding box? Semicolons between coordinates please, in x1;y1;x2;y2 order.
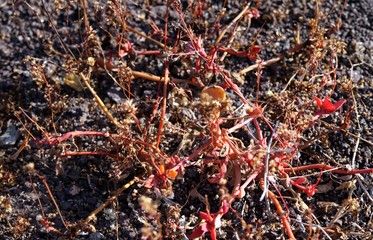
1;0;372;239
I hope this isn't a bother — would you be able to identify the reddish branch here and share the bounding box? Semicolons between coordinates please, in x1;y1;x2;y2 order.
260;180;296;240
37;131;158;152
283;164;373;175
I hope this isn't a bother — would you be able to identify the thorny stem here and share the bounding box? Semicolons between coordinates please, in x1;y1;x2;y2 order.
221;72;249;105
38;131;110;145
185;138;213;162
253;119;263;142
232;164;242;197
135;50;162;55
239;171;259;199
228;117;253;134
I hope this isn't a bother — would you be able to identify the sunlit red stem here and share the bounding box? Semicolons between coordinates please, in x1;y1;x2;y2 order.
221;73;248;105
135;50;162;55
62;151;118;158
283;164;373;174
155;61;170;149
253;119;263;142
260;180;296;240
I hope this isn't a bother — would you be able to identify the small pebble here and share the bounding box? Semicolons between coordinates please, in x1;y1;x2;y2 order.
0;124;20;147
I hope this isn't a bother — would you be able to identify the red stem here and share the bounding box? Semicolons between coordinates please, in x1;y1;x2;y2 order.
135;50;161;55
37;131;160;153
260;180;296;240
268;189;296;240
62;151;118;158
155;61;169;149
283;164;373;174
253;119;263;142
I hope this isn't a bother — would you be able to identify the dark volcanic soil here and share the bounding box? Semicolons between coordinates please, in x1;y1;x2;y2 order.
0;1;372;240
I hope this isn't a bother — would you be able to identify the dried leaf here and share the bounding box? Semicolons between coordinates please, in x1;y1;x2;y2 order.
64;73;83;91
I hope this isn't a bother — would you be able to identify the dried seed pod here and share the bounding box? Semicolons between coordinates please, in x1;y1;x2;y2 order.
200;86;226;102
200;86;228;117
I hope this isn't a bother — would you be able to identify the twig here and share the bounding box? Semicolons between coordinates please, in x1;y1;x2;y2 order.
260;121;279;201
349;61;373;203
215;3;251;45
155;5;170;149
29;175;64;235
238;40;310;76
290;217;333;240
155;62;169;150
80;72;124;129
125;25;166;49
111;68;187;84
317;120;372;146
281;70;299;92
84;176;140;224
39;1;77;61
10;128;31;160
80;0;90;33
356;175;373;203
36;173;68;230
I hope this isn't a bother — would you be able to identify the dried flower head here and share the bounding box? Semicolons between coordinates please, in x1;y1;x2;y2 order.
122;99;137;115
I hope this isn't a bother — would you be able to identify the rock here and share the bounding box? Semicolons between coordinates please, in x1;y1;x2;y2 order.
89;232;105;240
107;86;124;103
0;123;20;147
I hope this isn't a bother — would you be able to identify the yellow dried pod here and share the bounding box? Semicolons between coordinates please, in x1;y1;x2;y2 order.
200;86;227;118
200;86;226;102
